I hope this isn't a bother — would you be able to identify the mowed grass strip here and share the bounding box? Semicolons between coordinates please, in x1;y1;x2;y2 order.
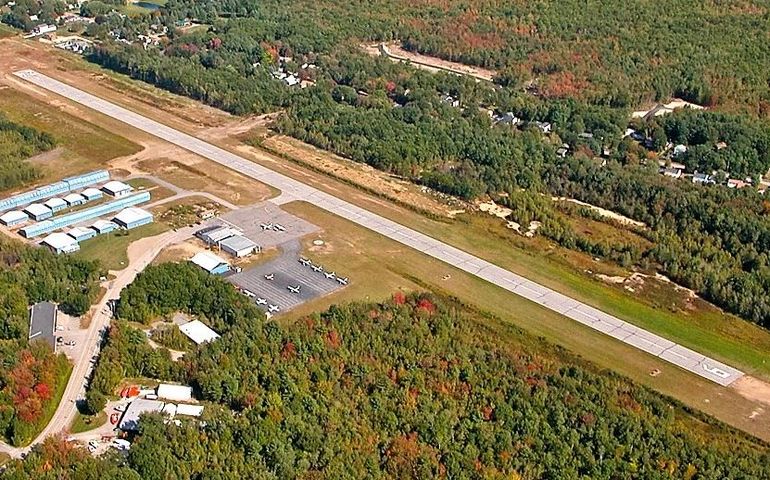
282;200;770;442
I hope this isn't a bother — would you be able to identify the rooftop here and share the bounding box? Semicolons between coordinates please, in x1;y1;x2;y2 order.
41;232;79;251
113;207;152;225
102;180;133;193
219;235;256;252
24;203;51;216
43;197;67;208
0;210;28;223
63;193;85;203
29;301;56;348
190;251;229;273
119;398;165;431
179;320;220;345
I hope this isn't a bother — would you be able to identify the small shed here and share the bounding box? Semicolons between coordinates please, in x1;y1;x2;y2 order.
0;210;28;227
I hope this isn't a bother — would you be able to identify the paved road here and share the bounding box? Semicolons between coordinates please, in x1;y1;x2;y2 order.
0;225;196;458
14;69;744;387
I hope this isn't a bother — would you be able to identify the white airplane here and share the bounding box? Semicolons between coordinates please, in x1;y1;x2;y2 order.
264;273;275;280
311;264;323;272
287;285;301;294
242;289;256;298
336;276;349;285
324;271;336;279
268;304;280;313
256;298;267;305
299;258;312;266
260;223;273;230
273;224;286;232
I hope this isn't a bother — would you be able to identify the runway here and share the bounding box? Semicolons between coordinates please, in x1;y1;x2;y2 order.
14;69;743;386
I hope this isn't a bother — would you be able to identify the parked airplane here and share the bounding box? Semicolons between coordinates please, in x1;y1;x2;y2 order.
273;224;286;232
268;304;280;313
260;223;273;230
311;264;323;272
287;285;301;294
336;277;349;285
256;298;267;305
324;271;336;279
242;289;256;298
299;258;312;266
264;273;275;280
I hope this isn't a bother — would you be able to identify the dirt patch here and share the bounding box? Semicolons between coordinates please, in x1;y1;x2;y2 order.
732;376;770;407
260;135;461;218
25;146;64;166
364;42;497;82
153;240;205;265
554;197;646;228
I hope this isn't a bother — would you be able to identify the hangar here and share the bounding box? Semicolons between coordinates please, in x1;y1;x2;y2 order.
102;180;133;197
0;210;28;227
91;219;118;235
63;192;86;207
41;232;80;254
119;398;164;431
81;187;103;201
220;235;258;257
190;251;230;275
43;197;67;213
113;207;153;229
68;226;96;242
24;203;53;221
157;384;193;402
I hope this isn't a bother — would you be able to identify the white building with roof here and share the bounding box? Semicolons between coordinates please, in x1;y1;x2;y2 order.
119;398;165;431
220;235;258;257
24;203;53;221
80;187;103;201
102;180;133;197
198;226;238;245
41;232;80;254
68;226;96;242
63;192;86;207
91;219;118;234
113;207;153;229
157;384;193;402
176;404;204;417
0;210;28;227
43;197;67;212
179;320;220;345
190;251;230;275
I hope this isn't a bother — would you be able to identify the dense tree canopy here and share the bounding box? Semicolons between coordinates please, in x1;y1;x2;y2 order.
0;114;53;191
23;283;770;478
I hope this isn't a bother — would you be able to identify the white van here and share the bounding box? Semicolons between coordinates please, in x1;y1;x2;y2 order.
112;439;131;451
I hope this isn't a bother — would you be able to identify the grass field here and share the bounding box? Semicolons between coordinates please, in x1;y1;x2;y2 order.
0;89;141;186
282;201;770;441
70;411;107;434
0;24;17;39
75;222;168;271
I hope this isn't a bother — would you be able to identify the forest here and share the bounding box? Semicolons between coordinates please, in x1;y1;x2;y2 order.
8;270;770;478
0;239;100;445
0;113;53;191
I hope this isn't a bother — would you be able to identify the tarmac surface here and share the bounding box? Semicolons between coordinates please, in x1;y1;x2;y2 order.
227;240;343;312
217;202;319;249
28;301;56;349
15;69;744;387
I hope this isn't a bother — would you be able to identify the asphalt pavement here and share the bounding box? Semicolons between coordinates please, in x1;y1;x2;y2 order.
13;69;743;389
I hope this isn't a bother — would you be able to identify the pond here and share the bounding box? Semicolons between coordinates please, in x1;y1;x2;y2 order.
134;1;160;10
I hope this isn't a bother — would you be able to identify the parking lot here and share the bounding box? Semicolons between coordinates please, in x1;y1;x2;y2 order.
227;240;345;313
217;202;319;250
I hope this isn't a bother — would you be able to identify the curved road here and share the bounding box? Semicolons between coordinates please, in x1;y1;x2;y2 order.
0;226;195;458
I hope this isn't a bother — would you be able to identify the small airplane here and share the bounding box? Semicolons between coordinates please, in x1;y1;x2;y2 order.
273;224;286;232
268;304;280;313
260;223;273;231
311;264;323;272
264;273;275;280
336;277;349;285
324;271;336;279
287;285;301;294
299;258;312;266
256;298;267;305
242;289;256;298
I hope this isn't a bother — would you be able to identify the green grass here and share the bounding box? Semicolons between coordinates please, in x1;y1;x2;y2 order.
282;201;770;442
70;411;107;434
0;90;141;186
74;222;169;271
250;147;770;381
